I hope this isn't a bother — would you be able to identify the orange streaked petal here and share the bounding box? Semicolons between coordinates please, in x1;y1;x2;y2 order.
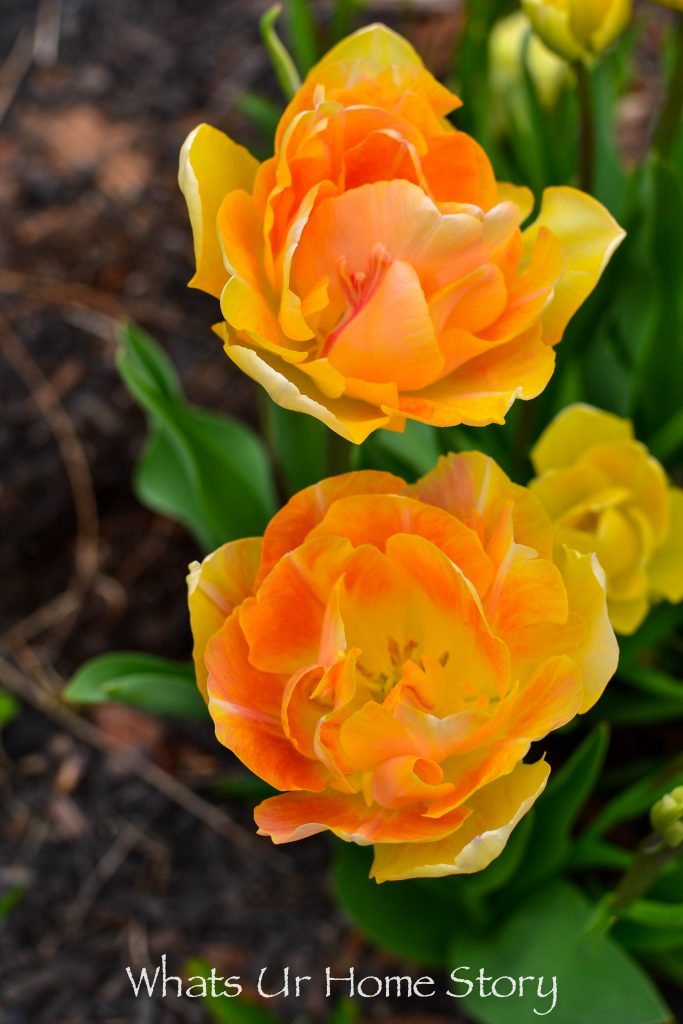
255;788;471;845
206;614;328;792
370;759;549;881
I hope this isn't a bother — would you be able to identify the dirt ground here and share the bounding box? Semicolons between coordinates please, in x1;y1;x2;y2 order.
0;1;471;1021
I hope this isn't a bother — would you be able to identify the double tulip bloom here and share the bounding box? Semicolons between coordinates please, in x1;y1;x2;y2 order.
189;455;618;882
531;405;683;634
180;24;624;443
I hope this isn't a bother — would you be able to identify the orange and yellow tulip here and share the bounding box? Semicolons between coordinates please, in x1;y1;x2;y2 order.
530;404;683;634
188;454;618;881
179;24;625;443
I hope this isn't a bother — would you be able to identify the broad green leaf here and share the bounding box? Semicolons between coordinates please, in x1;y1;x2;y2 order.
332;843;454;967
361;421;441;480
65;652;207;720
518;726;610;889
117;323;275;551
264;402;327;494
449;882;671;1024
185;958;281;1024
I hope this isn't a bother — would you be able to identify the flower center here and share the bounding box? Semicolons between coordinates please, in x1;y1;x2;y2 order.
321;242;393;356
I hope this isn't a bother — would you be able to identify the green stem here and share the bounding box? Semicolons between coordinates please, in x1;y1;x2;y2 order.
654;14;683;160
326;430;354;477
611;835;679;914
574;60;595;193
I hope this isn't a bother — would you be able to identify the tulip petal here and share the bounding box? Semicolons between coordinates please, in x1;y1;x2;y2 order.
255;788;471;845
207;614;329;792
309;493;494;597
326;259;445;389
650;488;683;603
421;133;498;209
412;451;555;556
179;124;259;297
370;758;549;881
188;537;262;701
241;535;353;675
523;188;626;346
225;340;399;444
257;472;405;586
531;403;633;473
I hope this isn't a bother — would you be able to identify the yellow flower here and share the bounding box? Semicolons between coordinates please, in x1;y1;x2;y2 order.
522;0;631;62
179;24;624;443
490;11;569;113
530;404;683;634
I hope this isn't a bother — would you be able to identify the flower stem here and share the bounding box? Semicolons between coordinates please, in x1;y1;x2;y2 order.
610;835;679;915
654;14;683;160
574;60;595;193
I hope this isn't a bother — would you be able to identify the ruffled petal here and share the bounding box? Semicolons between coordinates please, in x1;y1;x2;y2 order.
370;758;549;881
179;124;259;297
188;537;262;701
523;188;625;346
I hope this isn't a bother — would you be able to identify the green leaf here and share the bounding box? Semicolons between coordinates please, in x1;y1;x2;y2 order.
619;602;683;660
185;958;282;1024
285;0;318;74
211;773;277;802
578;755;683;846
519;726;610;888
236;92;282;143
260;4;301;100
0;690;19;729
264;402;327;494
332;843;453;967
449;882;671;1024
117;323;275;552
65;652;207;720
361;421;441;480
621;899;683;929
331;0;360;44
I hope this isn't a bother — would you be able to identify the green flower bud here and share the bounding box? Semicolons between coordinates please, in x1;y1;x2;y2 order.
651;786;683;849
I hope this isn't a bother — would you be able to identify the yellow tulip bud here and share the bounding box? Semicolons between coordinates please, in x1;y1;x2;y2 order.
522;0;632;62
490;11;569;114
